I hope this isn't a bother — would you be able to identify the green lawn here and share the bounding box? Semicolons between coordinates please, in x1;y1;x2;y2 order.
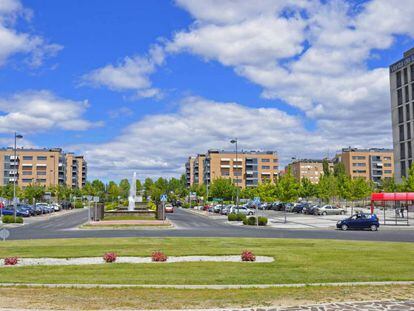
0;238;413;285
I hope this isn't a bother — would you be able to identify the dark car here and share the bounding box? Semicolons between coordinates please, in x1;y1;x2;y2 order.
336;213;380;231
2;205;30;217
18;204;36;216
292;203;307;213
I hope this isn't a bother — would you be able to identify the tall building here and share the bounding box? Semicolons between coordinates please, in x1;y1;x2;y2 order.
185;156;195;187
0;148;87;189
287;159;333;184
201;150;279;188
390;47;414;182
336;147;394;183
192;154;205;186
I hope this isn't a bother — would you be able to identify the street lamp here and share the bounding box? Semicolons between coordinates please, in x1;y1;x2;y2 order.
13;132;23;222
230;138;239;207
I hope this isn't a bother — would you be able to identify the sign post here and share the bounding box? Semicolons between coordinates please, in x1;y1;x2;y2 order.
0;228;10;242
160;194;167;221
254;197;261;227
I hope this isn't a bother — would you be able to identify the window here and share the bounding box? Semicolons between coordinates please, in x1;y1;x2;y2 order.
411;65;414;82
273;166;278;170
384;170;392;174
412;83;414;101
401;143;406;159
36;179;46;183
397;70;402;88
384;156;392;161
273;159;278;163
262;165;270;169
22;156;32;160
408;142;412;159
261;159;270;162
22;178;32;183
404;68;408;84
37;171;47;176
352;162;366;167
408;122;412;140
401;161;407;178
407;104;411;121
352;156;366;160
37;156;47;161
398;106;404;123
405;86;409;102
22;171;31;175
384;163;392;167
398;89;403;105
399;124;405;141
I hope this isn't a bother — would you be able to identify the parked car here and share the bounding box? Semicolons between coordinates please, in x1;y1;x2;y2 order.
292;203;307;213
18;204;36;216
336;213;380;231
315;205;346;216
220;205;232;215
213;204;222;213
61;201;73;210
232;206;255;215
165;204;174;213
36;203;51;214
303;204;319;214
51;203;61;212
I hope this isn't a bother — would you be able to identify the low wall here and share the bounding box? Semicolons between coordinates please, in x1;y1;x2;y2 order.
104;210;156;219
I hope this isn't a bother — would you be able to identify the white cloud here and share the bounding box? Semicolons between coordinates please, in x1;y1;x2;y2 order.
77;96;390;181
0;90;100;133
82;45;164;99
0;0;62;67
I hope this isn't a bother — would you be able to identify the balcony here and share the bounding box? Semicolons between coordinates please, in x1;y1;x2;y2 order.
220;164;230;168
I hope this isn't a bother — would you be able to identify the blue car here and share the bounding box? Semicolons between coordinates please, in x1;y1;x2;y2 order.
337;213;380;231
1;206;30;217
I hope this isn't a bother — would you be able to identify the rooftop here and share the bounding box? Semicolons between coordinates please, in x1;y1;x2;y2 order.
341;147;393;153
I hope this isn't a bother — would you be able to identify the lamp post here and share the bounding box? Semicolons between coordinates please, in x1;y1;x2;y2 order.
230;138;239;207
13;133;23;222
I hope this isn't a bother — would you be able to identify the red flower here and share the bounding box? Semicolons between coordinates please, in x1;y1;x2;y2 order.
151;251;167;262
241;250;256;262
4;257;19;266
103;252;117;263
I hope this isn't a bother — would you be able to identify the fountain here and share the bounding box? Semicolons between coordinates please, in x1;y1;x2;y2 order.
128;172;137;211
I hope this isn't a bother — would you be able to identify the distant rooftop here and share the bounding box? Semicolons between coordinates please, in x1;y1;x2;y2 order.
290;159;332;164
207;149;277;155
341;147;393;153
0;147;63;152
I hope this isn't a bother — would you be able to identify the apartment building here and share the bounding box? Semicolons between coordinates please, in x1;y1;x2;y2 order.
202;150;279;188
390;47;414;182
192;154;205;186
287;159;333;184
0;148;87;189
185;156;195;187
336;147;394;183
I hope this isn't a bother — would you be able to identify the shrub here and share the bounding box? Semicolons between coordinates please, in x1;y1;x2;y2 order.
148;201;157;211
258;216;268;226
152;251;167;262
182;203;190;209
236;213;247;221
228;213;238;221
2;215;23;224
103;252;117;263
105;202;117;211
4;257;19;265
241;250;256;262
74;201;84;209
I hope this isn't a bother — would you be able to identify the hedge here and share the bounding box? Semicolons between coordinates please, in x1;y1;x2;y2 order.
2;215;23;224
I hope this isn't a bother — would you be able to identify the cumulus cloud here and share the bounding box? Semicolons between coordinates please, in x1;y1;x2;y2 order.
0;0;62;67
82;45;165;99
77;96;390;180
0;90;100;133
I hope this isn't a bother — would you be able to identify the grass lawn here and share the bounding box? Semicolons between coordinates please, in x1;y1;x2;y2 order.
0;238;413;285
1;285;414;310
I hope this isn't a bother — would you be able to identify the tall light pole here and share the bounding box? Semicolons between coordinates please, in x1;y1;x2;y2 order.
13;132;23;222
230;138;239;207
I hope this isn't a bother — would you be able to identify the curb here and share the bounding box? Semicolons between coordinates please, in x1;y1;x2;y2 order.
0;280;413;289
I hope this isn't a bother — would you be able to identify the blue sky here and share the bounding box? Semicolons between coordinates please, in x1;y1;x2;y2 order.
0;0;413;181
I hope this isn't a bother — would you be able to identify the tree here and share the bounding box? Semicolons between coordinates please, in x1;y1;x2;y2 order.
118;179;130;199
402;163;414;191
276;169;300;202
23;184;45;202
333;162;346;178
107;181;120;201
255;180;278;202
91;179;105;197
299;178;317;199
136;179;142;192
380;177;397;192
317;174;338;203
322;159;331;176
209;178;237;200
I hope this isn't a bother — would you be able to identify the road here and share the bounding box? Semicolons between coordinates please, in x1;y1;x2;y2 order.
5;208;414;242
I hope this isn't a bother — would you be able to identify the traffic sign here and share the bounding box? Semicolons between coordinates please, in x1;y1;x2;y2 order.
0;228;10;241
93;196;100;203
160;194;168;202
254;197;261;204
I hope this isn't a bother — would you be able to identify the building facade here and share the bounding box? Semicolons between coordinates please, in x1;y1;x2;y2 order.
185;150;278;188
287;159;333;184
0;148;87;189
390;47;414;182
336;147;394;183
185;156;195;187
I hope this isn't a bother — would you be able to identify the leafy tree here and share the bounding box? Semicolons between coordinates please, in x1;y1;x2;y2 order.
402;163;414;191
136;179;142;192
91;179;105;196
299;178;317;199
107;181;120;201
255;180;278;202
322;158;331;176
379;177;397;192
118;179;130;199
209;177;237;200
276;169;300;202
317;174;338;203
23;184;45;202
333;162;346;177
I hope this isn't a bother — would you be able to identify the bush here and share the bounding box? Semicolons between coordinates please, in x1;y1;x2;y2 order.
2;215;23;224
4;257;19;265
103;252;117;263
242;216;268;226
105;202;117;211
228;213;238;221
182;203;190;209
74;201;84;209
148;201;156;211
241;250;256;262
236;213;247;221
258;216;268;226
152;251;167;262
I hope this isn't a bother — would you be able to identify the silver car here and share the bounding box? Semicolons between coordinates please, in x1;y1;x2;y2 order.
232;206;255;215
315;205;346;216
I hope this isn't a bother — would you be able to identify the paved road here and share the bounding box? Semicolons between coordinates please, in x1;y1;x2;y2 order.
5;208;414;242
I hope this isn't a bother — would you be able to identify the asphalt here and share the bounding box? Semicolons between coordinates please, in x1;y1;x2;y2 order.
4;208;414;242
